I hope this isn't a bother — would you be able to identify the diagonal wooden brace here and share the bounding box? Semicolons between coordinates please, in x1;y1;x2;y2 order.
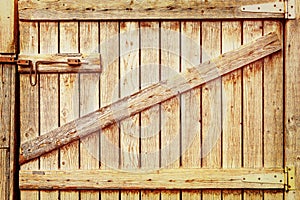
19;32;282;165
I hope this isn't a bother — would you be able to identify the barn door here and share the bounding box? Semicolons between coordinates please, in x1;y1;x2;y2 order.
17;0;295;200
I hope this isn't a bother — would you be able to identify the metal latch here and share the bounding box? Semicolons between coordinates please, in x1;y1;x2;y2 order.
241;1;296;19
0;55;16;64
285;166;296;191
17;58;82;86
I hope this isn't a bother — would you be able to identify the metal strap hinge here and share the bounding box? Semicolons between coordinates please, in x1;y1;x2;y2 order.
241;0;296;19
285;166;296;191
241;171;284;185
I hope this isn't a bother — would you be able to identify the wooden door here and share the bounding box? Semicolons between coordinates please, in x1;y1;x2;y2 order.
17;0;294;200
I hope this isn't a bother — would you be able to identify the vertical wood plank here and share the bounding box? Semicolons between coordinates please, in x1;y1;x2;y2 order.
140;21;160;200
8;62;16;200
59;21;79;200
0;0;16;52
0;150;8;200
243;20;263;200
201;21;222;200
181;21;201;200
221;21;242;200
39;21;59;200
119;21;140;200
100;21;120;200
19;21;39;200
285;1;300;199
79;21;100;200
160;21;180;200
263;20;284;200
0;64;12;148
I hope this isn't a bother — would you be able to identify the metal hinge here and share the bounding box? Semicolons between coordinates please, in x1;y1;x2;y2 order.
241;0;296;19
285;166;296;191
242;171;284;185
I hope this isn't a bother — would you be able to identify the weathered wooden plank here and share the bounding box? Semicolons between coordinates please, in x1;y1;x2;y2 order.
0;63;12;148
39;21;59;200
19;21;39;200
221;21;242;200
201;20;222;200
0;150;8;200
18;0;284;20
19;32;282;165
181;20;201;200
99;21;120;200
285;1;300;199
140;21;160;200
8;63;16;200
263;20;284;200
19;168;285;190
59;21;79;200
0;0;16;52
79;21;100;200
243;20;264;200
18;53;101;73
119;21;140;200
160;21;180;200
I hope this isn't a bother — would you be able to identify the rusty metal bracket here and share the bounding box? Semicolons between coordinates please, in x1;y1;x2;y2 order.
0;55;16;64
241;1;296;19
17;60;37;86
285;166;296;191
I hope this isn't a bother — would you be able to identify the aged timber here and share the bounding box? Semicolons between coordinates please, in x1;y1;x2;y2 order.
19;168;284;190
19;32;282;165
18;0;284;20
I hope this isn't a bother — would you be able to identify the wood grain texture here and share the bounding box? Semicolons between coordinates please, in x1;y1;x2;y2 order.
119;20;140;200
160;21;180;200
221;21;242;200
79;21;100;200
201;21;222;200
39;21;59;200
19;21;39;200
18;0;285;20
181;21;201;200
263;20;284;200
19;32;282;165
0;150;8;200
19;168;285;190
243;20;263;200
8;62;16;200
99;21;120;200
0;0;16;52
0;63;13;148
140;21;160;200
59;21;79;200
285;1;300;199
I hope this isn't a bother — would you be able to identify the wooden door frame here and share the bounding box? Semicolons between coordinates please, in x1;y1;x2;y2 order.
0;0;298;199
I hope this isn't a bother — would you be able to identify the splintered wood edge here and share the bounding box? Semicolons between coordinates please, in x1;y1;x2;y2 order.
19;168;285;190
19;32;282;165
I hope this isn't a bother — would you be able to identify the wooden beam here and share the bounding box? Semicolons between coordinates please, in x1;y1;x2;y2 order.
19;32;282;165
18;0;284;21
19;168;285;190
0;0;16;52
285;0;300;198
